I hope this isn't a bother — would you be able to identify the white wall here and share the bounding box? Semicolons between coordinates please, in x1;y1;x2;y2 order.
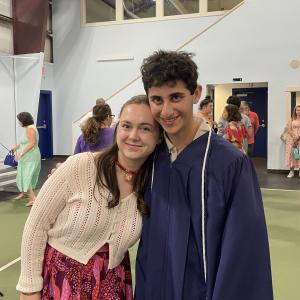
0;53;44;154
52;0;300;170
0;54;15;158
52;0;219;154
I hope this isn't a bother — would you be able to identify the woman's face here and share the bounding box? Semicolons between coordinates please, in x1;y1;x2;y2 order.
16;118;23;127
116;104;160;166
104;114;113;127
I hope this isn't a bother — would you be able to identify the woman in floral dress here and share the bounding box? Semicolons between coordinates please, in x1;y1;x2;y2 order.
223;104;248;153
285;105;300;178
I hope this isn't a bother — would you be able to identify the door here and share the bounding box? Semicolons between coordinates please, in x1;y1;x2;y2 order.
291;92;296;115
37;90;53;159
232;87;268;158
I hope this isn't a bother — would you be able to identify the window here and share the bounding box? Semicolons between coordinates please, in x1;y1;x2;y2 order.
86;0;116;23
164;0;199;17
208;0;242;12
44;1;53;62
123;0;156;19
84;0;243;24
0;0;13;53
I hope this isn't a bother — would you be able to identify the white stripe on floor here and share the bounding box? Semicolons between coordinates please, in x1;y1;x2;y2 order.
261;188;300;192
0;257;20;272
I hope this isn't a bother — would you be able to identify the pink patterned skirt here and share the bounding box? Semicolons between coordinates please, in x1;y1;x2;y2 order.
41;244;133;300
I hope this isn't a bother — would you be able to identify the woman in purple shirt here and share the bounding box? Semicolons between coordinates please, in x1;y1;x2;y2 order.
74;103;115;154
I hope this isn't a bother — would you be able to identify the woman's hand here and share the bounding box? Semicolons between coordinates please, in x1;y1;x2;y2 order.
10;146;18;153
15;153;23;161
20;292;41;300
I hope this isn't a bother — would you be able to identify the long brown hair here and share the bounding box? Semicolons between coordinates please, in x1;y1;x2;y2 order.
94;95;159;216
82;103;112;146
292;105;300;120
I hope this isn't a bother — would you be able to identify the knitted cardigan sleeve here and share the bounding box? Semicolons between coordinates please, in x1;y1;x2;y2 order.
16;156;75;293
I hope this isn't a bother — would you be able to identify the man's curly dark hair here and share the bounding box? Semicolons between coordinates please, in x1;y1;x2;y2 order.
141;50;198;95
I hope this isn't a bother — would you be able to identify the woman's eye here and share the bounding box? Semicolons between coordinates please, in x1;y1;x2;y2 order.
121;124;130;129
141;127;151;132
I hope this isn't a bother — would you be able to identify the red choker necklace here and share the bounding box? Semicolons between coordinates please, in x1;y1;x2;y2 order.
115;160;138;181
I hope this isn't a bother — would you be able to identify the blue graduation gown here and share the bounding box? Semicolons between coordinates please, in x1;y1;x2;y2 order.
135;132;273;300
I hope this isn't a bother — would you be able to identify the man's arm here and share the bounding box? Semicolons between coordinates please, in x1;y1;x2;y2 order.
211;156;273;300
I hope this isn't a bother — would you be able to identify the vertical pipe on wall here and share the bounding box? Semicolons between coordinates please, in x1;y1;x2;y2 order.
12;57;17;144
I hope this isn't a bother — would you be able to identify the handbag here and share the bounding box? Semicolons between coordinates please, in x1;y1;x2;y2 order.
4;151;18;167
292;145;300;160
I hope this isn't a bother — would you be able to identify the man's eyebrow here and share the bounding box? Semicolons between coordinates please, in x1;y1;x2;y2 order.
149;95;161;100
169;92;185;96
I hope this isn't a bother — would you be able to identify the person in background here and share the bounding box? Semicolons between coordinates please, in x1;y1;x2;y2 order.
241;100;260;155
223;104;249;153
195;96;217;130
217;95;252;152
74;102;115;154
79;97;106;129
11;112;41;207
285;105;300;178
17;95;161;300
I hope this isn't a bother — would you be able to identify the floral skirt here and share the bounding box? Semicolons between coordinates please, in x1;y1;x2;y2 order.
41;244;133;300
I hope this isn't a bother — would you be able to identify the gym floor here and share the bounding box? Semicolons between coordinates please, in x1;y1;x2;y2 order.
0;157;299;299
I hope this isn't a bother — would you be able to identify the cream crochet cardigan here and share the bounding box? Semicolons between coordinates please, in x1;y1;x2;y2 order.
17;152;142;293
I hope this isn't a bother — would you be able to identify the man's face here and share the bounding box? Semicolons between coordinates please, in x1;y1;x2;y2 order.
240;102;247;114
147;80;201;138
243;106;250;116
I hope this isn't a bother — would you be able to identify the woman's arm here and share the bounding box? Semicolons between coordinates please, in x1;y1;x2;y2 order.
11;144;20;152
15;128;36;161
287;120;296;140
16;157;75;294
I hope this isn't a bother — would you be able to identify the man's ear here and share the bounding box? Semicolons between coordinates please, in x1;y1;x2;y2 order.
193;85;202;104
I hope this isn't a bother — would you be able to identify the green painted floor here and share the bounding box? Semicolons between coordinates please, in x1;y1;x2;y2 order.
0;189;299;299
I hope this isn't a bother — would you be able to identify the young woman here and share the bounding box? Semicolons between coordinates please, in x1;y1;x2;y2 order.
74;102;115;154
17;95;161;300
285;105;300;178
223;104;248;153
11;112;41;206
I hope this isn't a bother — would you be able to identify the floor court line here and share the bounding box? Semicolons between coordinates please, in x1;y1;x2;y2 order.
0;257;20;272
261;188;300;192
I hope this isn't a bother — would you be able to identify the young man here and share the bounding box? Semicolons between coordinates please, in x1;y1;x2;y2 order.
135;51;273;300
241;100;260;154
